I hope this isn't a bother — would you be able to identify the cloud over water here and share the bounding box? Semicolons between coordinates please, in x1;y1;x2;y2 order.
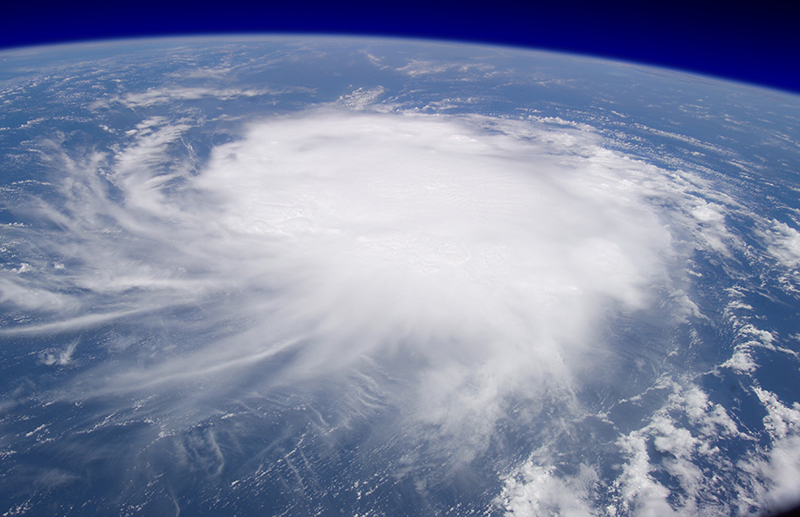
1;109;731;511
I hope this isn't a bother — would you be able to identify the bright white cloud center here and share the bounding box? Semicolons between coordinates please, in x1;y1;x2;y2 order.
106;112;679;430
6;111;686;450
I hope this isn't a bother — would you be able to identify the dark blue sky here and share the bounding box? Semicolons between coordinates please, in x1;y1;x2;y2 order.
3;0;799;94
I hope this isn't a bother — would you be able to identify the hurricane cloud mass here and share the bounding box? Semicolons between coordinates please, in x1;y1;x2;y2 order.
3;108;783;514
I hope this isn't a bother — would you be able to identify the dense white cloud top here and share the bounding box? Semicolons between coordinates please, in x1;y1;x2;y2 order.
2;111;684;438
98;112;680;433
3;108;798;515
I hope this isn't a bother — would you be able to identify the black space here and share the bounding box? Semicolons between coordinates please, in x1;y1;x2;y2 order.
3;0;800;94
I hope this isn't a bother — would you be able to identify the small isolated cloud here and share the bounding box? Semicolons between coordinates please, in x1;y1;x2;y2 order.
40;340;78;367
397;59;494;78
721;349;758;374
337;86;386;109
397;59;459;77
499;463;600;517
92;86;294;109
740;390;800;513
765;220;800;268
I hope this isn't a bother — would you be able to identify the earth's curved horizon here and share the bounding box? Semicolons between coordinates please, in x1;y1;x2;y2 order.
1;35;799;516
